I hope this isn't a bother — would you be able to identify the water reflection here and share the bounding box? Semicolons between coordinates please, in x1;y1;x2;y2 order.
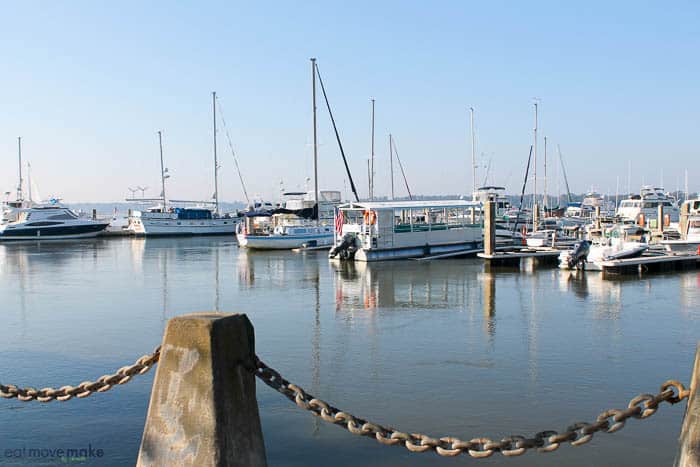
330;260;476;312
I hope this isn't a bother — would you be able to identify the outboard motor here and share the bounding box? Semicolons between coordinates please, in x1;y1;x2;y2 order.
329;233;356;260
567;240;591;269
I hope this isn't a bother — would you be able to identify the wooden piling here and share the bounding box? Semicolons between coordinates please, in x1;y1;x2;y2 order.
137;313;267;467
676;344;700;467
484;200;496;256
658;204;665;234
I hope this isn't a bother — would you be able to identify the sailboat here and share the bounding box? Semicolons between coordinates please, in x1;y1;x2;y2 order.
128;94;239;236
237;58;339;250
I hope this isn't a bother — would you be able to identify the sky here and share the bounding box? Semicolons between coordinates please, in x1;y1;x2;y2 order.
1;1;699;204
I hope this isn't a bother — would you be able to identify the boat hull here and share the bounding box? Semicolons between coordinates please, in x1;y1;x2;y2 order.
0;223;109;241
343;240;482;262
139;219;237;236
661;240;700;253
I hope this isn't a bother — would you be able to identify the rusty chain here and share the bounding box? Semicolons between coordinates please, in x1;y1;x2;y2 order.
0;346;161;402
0;346;691;458
253;356;690;458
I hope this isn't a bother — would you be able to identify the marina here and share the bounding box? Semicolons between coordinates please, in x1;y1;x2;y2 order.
2;3;700;466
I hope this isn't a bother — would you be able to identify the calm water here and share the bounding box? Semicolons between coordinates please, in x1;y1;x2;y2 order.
0;237;699;466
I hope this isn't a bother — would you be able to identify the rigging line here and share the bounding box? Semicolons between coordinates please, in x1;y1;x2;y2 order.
216;96;251;205
390;137;413;200
557;144;572;204
314;62;360;202
513;145;533;234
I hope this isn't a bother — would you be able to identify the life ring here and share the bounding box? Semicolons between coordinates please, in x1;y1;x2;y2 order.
364;210;377;225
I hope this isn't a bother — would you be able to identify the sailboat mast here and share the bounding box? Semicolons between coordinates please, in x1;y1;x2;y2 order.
27;162;32;203
17;136;23;202
370;98;375;200
212;91;219;214
543;135;548;215
533;102;538;225
158;130;166;208
389;133;395;200
311;58;319;222
470;107;476;201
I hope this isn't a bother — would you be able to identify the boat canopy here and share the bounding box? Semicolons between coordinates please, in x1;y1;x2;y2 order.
338;199;480;211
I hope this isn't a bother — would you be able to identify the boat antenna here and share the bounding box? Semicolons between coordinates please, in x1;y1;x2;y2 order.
390;136;413;200
513;145;533;234
314;61;360;202
216;95;250;205
557;144;572;203
470;107;476;201
158;130;167;208
389;133;395;200
17;136;23;202
212;91;220;214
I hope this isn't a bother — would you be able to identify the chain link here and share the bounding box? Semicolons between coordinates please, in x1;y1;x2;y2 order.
253;357;689;458
0;347;161;402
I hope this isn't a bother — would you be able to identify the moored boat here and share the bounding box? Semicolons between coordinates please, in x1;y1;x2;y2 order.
329;199;482;261
0;204;109;241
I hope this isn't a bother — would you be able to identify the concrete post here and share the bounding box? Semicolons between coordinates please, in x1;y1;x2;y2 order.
681;202;690;240
533;203;539;232
137;313;267;467
484;200;496;255
676;343;700;467
595;206;601;230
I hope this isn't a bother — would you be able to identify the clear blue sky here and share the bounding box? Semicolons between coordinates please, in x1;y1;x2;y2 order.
1;1;699;203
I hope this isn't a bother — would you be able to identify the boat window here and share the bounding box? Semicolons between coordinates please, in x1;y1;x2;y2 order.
25;221;63;227
693;202;700;211
690;220;700;228
47;213;77;220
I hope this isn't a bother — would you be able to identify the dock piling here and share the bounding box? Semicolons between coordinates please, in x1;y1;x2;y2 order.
484;200;496;256
137;313;267;467
676;344;700;467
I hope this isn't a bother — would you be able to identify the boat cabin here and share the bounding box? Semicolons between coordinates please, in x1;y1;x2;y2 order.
334;199;482;261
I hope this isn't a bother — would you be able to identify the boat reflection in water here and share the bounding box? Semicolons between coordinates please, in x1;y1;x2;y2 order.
331;260;478;311
330;260;500;341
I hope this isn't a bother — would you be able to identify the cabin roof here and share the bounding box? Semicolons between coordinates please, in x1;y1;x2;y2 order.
339;199;481;210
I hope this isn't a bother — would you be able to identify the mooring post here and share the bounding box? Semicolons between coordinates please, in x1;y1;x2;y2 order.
676;343;700;467
137;313;267;467
658;204;665;234
484;200;496;256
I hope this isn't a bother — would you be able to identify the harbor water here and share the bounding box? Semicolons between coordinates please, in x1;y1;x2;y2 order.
1;237;699;466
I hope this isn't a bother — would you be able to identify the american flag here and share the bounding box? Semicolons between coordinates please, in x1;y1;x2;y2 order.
335;207;344;234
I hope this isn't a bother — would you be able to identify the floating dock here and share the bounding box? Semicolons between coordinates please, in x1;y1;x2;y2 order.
599;252;700;275
477;248;562;267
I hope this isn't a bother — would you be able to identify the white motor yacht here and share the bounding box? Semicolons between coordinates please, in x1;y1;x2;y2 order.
0;204;109;241
661;199;700;253
617;186;679;226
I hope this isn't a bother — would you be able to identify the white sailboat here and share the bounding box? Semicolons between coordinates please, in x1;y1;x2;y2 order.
237;58;338;250
129;94;239;236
